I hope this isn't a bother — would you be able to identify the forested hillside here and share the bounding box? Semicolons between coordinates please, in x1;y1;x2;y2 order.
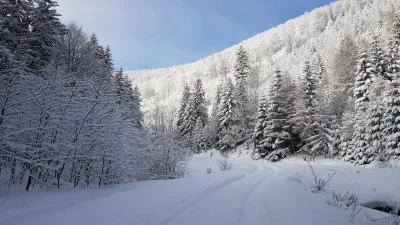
126;0;400;131
126;0;400;165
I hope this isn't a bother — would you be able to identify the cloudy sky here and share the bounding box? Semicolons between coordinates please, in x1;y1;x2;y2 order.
57;0;335;71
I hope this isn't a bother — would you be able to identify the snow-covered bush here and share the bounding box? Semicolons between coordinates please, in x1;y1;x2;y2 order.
146;129;192;179
206;167;213;174
307;161;337;193
217;159;233;171
327;191;362;221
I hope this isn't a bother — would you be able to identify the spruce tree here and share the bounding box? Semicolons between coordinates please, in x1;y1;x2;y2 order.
386;16;400;81
261;69;292;161
382;73;400;160
176;85;191;131
210;85;223;146
192;79;208;127
338;112;355;159
233;46;253;140
344;51;374;164
26;0;67;71
298;61;331;161
365;100;385;163
217;78;241;150
370;36;388;80
180;94;197;138
192;118;205;153
253;96;268;154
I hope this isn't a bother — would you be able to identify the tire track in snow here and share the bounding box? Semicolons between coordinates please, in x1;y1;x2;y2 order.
158;165;261;225
238;167;275;225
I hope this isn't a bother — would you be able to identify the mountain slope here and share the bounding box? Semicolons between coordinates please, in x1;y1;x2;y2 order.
126;0;400;128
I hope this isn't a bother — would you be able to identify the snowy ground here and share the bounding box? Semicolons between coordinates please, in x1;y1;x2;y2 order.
1;149;399;225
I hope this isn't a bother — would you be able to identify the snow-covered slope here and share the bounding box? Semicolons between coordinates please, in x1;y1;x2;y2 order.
126;0;400;125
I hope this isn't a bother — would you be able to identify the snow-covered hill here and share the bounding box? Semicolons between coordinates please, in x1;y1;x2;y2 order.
126;0;400;127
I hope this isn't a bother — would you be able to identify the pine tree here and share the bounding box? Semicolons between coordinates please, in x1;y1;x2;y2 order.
192;79;208;127
217;78;241;150
253;96;268;154
176;85;191;131
370;36;388;80
298;61;332;161
338;112;355;159
261;69;292;161
302;61;317;114
386;16;400;81
234;46;250;83
114;68;126;105
233;46;253;140
365;100;385;163
344;51;374;164
192;118;205;153
180;94;197;138
26;0;67;71
382;73;400;160
210;85;223;146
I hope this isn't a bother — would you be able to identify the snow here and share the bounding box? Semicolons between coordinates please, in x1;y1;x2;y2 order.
1;149;399;225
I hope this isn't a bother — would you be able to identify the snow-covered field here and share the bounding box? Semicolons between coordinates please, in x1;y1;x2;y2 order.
1;150;399;225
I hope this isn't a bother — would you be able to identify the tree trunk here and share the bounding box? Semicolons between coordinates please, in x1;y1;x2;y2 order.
26;172;33;191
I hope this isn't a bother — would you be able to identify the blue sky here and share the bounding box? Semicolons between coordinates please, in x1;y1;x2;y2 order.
57;0;335;71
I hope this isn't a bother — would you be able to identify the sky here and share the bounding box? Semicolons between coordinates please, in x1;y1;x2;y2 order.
57;0;335;71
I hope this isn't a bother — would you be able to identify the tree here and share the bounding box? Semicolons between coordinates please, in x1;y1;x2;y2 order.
178;79;208;142
176;85;191;131
233;46;253;140
191;79;208;127
261;69;292;161
369;36;388;80
382;73;400;160
192;118;206;153
217;78;241;150
338;112;355;159
298;61;329;160
253;96;268;153
365;100;385;163
385;15;400;81
330;34;358;120
344;51;374;164
210;85;223;146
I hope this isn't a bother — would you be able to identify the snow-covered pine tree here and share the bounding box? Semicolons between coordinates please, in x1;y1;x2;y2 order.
176;84;191;131
298;61;333;161
382;72;400;160
26;0;67;72
233;45;253;140
386;16;400;81
192;118;206;153
365;100;385;163
210;85;223;146
330;34;358;120
261;69;292;161
217;78;241;150
344;51;374;164
338;112;355;159
370;36;388;80
253;96;268;154
192;79;208;127
180;94;197;138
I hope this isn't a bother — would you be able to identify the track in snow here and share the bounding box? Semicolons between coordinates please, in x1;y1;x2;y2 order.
159;163;275;225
